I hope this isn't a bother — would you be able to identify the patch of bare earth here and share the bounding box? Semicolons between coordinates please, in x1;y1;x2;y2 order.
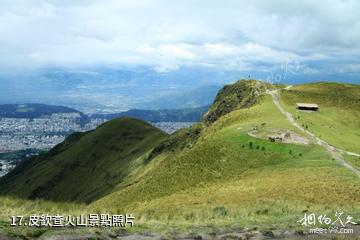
248;129;310;145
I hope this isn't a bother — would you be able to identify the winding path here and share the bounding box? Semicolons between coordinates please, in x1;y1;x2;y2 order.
267;87;360;177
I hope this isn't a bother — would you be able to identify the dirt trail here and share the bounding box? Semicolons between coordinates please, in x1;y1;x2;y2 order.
346;151;360;157
267;87;360;178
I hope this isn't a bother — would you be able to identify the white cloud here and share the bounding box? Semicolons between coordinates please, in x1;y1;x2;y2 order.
0;0;360;73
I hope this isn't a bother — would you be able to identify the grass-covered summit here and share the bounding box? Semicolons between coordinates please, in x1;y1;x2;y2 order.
0;118;167;203
203;80;267;124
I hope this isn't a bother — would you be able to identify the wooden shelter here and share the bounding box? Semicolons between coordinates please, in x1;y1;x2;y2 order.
296;103;319;111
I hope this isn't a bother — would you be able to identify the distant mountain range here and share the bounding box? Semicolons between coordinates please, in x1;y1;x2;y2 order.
136;85;219;110
2;66;359;115
0;103;83;119
0;103;208;123
91;106;208;122
0;67;229;113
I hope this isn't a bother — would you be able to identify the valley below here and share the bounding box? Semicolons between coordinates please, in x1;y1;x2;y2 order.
0;105;200;177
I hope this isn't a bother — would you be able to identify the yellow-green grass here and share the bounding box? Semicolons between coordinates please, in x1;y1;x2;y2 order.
203;79;267;125
280;82;360;153
98;125;360;229
0;197;87;238
203;94;306;138
128;167;360;230
89;94;360;229
1;81;359;235
0;118;168;203
0;197;86;219
345;154;360;170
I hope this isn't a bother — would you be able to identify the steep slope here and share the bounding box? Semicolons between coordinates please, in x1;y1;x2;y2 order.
203;80;267;124
0;118;168;203
1;80;359;231
90;80;360;228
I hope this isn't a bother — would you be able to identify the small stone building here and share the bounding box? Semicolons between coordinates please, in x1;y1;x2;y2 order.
296;103;319;111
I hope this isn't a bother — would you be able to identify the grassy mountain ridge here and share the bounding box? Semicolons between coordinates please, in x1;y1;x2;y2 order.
0;118;168;203
283;82;360;110
203;80;267;124
0;79;359;234
88;80;359;227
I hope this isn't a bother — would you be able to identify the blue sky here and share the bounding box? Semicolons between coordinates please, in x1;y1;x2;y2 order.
0;0;359;78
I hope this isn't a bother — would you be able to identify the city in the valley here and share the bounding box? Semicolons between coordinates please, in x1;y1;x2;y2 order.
0;112;193;177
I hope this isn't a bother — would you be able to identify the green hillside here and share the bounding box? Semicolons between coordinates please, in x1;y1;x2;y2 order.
90;81;360;229
0;80;359;237
280;82;360;153
0;118;168;203
203;80;267;124
89;80;360;228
